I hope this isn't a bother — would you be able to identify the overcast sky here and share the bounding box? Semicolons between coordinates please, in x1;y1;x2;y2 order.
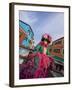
19;11;64;45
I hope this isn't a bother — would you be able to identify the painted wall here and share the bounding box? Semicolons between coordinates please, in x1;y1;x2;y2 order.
49;37;64;59
19;20;34;49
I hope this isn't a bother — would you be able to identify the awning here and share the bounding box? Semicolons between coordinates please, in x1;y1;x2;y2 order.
53;56;64;63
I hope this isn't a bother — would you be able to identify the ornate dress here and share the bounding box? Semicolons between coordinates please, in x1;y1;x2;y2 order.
20;34;54;79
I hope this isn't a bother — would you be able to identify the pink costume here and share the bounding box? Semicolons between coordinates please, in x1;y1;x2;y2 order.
20;34;54;79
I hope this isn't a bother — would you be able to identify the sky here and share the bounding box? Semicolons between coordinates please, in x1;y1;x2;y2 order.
19;11;64;45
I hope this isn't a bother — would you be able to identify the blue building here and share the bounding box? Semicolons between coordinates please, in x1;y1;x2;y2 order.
19;20;34;64
19;20;34;49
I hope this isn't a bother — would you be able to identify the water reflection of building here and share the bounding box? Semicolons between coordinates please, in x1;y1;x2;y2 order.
49;37;64;75
19;20;34;64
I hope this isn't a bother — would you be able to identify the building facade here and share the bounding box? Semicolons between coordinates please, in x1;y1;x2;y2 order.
19;20;34;49
49;37;64;75
19;20;34;64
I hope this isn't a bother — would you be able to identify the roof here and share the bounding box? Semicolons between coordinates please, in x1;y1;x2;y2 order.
19;20;34;36
52;37;64;43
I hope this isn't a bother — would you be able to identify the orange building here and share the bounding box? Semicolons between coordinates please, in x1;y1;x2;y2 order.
19;27;27;45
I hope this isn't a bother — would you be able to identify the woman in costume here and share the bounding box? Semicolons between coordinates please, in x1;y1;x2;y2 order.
20;33;54;79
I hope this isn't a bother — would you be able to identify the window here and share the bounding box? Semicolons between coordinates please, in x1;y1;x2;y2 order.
53;49;60;53
61;48;64;55
19;31;23;38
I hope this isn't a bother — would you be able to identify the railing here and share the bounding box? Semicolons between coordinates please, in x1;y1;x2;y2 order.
19;45;34;57
19;45;34;51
